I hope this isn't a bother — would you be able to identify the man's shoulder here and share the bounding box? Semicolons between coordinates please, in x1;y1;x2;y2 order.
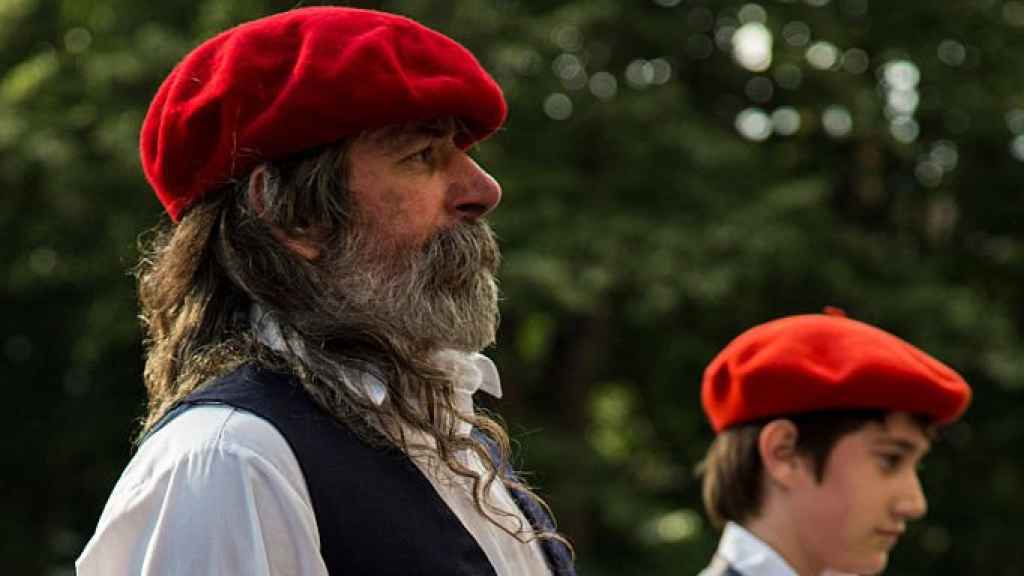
127;404;304;493
148;403;277;450
78;404;324;576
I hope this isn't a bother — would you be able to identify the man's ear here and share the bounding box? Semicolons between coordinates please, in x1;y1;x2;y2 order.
269;228;322;262
758;419;806;489
247;165;322;262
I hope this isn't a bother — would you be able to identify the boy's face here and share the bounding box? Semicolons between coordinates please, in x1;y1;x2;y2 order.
789;411;931;575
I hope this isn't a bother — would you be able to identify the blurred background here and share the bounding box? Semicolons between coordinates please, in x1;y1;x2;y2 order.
3;0;1024;574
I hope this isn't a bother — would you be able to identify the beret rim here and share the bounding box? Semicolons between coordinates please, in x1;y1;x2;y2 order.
701;314;972;433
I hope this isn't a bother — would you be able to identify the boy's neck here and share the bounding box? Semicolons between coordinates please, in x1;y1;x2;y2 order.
744;511;823;576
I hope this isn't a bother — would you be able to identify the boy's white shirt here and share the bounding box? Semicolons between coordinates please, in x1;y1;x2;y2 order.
76;308;549;576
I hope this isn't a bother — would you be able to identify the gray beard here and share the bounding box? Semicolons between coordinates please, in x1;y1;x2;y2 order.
317;219;501;353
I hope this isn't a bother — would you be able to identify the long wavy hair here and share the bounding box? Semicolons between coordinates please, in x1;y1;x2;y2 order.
135;125;569;549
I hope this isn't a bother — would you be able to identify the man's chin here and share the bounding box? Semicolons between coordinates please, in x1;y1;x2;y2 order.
433;313;498;353
325;223;501;353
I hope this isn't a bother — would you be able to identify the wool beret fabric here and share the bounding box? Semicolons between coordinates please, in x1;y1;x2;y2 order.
141;7;507;221
702;313;971;432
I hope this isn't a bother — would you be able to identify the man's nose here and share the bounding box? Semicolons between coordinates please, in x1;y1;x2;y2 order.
446;152;502;221
894;473;928;521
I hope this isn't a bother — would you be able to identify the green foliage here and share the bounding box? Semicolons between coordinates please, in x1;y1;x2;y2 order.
4;0;1024;573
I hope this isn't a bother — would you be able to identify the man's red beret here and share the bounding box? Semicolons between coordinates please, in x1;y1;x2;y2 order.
140;7;507;221
702;312;972;432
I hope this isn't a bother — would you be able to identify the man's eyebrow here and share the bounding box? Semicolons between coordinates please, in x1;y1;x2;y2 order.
373;123;456;153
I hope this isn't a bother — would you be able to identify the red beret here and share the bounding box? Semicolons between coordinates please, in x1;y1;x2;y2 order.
141;7;507;221
702;312;972;432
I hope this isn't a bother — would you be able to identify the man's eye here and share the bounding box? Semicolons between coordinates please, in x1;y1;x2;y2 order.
408;145;434;164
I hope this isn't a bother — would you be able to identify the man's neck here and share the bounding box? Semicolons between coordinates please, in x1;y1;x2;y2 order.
250;301;500;404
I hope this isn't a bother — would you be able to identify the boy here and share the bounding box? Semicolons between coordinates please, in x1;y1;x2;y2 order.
698;310;971;576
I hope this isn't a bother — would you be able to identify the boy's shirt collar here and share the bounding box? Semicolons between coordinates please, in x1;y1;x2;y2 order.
715;522;858;576
716;522;798;576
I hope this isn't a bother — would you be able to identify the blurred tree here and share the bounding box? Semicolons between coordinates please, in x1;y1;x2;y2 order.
3;0;1023;574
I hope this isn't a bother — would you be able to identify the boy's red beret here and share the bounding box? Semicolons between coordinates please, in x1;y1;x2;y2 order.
702;312;972;432
140;7;507;221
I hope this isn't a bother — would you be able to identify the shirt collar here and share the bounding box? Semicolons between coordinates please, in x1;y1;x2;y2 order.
249;304;502;413
716;522;799;576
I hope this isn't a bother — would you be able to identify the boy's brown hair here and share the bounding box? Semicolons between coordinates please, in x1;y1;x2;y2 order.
699;410;898;529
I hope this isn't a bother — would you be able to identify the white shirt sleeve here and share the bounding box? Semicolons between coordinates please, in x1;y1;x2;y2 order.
76;405;328;576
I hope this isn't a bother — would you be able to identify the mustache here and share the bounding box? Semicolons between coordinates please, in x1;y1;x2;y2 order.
417;220;500;285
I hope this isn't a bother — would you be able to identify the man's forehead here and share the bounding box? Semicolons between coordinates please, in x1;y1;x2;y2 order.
364;118;460;151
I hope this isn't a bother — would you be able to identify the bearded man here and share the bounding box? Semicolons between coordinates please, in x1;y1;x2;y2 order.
76;7;574;576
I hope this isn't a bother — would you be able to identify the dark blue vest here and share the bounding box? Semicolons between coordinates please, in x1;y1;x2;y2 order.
155;364;575;575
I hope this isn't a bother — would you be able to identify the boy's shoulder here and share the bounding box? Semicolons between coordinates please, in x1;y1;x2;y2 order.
697;555;744;576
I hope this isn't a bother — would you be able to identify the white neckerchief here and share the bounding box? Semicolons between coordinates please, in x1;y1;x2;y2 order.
248;305;502;424
716;522;857;576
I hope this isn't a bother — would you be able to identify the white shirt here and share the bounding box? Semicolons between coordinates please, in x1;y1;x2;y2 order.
77;405;327;576
77;329;550;575
707;522;857;576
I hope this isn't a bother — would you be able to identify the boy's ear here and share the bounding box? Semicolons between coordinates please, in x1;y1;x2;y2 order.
247;165;322;262
758;419;805;489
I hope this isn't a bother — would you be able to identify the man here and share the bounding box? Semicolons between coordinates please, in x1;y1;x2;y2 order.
697;309;971;576
77;7;573;575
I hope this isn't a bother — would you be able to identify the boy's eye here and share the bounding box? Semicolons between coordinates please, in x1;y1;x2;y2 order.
878;453;904;471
